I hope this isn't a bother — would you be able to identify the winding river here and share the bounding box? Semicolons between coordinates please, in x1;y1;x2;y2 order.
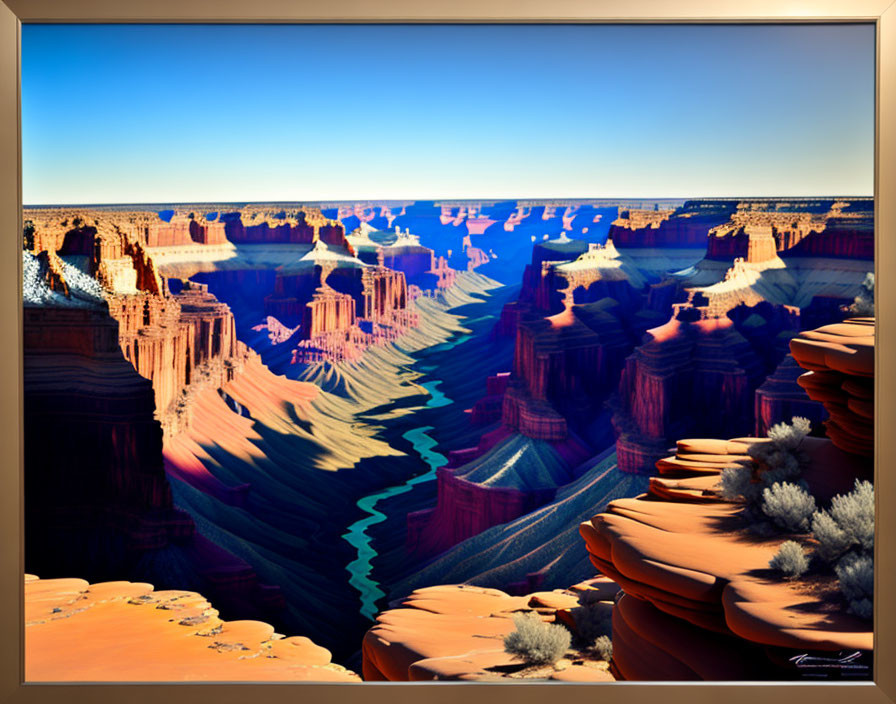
342;379;452;620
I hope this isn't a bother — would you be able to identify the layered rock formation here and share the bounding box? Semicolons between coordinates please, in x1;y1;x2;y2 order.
361;265;408;320
164;272;516;656
25;575;358;682
606;212;871;474
322;199;627;285
407;280;639;558
362;581;616;682
580;318;874;680
514;302;630;413
581;440;872;678
381;228;436;287
536;241;647;312
609;202;733;248
754;353;828;437
147;217;195;248
403;209;869;565
24;222;283;627
494;234;591;336
469;372;511;425
610;198;873;259
25;204;352;254
706;224;779;263
265;246;419;364
261;240;364;326
187;215;228;245
389;208;871;632
302;284;356;338
785;215;874;259
26;209;464;657
24;199;876;678
612;316;765;474
791;318;874;457
23;301;194;570
102;268;248;436
406;434;589;558
346;224;385;265
222;209;335;246
390;450;647;601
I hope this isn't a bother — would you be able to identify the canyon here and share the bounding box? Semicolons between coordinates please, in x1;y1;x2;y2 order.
23;196;875;681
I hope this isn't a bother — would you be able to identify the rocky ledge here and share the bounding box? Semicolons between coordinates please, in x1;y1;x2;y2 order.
362;581;617;682
580;439;872;679
791;318;874;457
25;575;359;682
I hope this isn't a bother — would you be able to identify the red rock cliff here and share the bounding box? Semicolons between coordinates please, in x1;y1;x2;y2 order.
612;316;764;474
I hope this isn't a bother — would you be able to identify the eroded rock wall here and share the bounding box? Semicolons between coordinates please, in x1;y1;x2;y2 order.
612;317;764;474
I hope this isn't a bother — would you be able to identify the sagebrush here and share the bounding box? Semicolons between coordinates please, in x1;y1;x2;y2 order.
717;417;812;533
569;591;612;648
810;479;874;619
769;540;809;578
717;420;875;621
503;612;571;666
762;482;816;532
593;635;613;662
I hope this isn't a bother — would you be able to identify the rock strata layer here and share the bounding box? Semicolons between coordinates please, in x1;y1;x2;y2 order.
790;318;874;457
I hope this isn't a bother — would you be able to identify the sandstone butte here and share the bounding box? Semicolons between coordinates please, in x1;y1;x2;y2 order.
24;575;359;682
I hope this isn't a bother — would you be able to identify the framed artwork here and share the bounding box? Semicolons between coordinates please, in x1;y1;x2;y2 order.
0;2;893;704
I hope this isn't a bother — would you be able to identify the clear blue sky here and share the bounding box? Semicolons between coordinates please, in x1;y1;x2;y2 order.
22;23;874;204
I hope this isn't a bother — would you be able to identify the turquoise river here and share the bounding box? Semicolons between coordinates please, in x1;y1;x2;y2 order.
342;379;452;620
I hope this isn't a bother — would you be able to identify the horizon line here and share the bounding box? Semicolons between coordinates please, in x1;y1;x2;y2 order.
22;194;876;209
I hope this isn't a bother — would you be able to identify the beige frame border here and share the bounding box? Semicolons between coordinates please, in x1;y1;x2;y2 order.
0;2;892;703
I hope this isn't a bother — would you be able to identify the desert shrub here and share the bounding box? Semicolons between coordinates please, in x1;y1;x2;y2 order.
762;482;816;532
754;449;803;486
719;465;754;502
828;480;874;552
593;635;613;662
809;480;875;620
717;417;813;531
737;418;811;495
569;593;612;647
847;598;873;621
810;509;853;563
766;416;812;450
835;553;874;619
503;612;571;666
849;272;875;316
811;480;874;564
769;540;809;578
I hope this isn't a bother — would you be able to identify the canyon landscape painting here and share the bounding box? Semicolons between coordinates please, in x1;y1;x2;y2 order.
21;23;876;683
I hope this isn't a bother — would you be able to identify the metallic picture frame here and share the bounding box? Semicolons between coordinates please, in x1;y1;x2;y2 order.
0;1;892;703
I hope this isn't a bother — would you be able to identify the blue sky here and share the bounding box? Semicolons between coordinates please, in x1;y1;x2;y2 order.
22;24;874;204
